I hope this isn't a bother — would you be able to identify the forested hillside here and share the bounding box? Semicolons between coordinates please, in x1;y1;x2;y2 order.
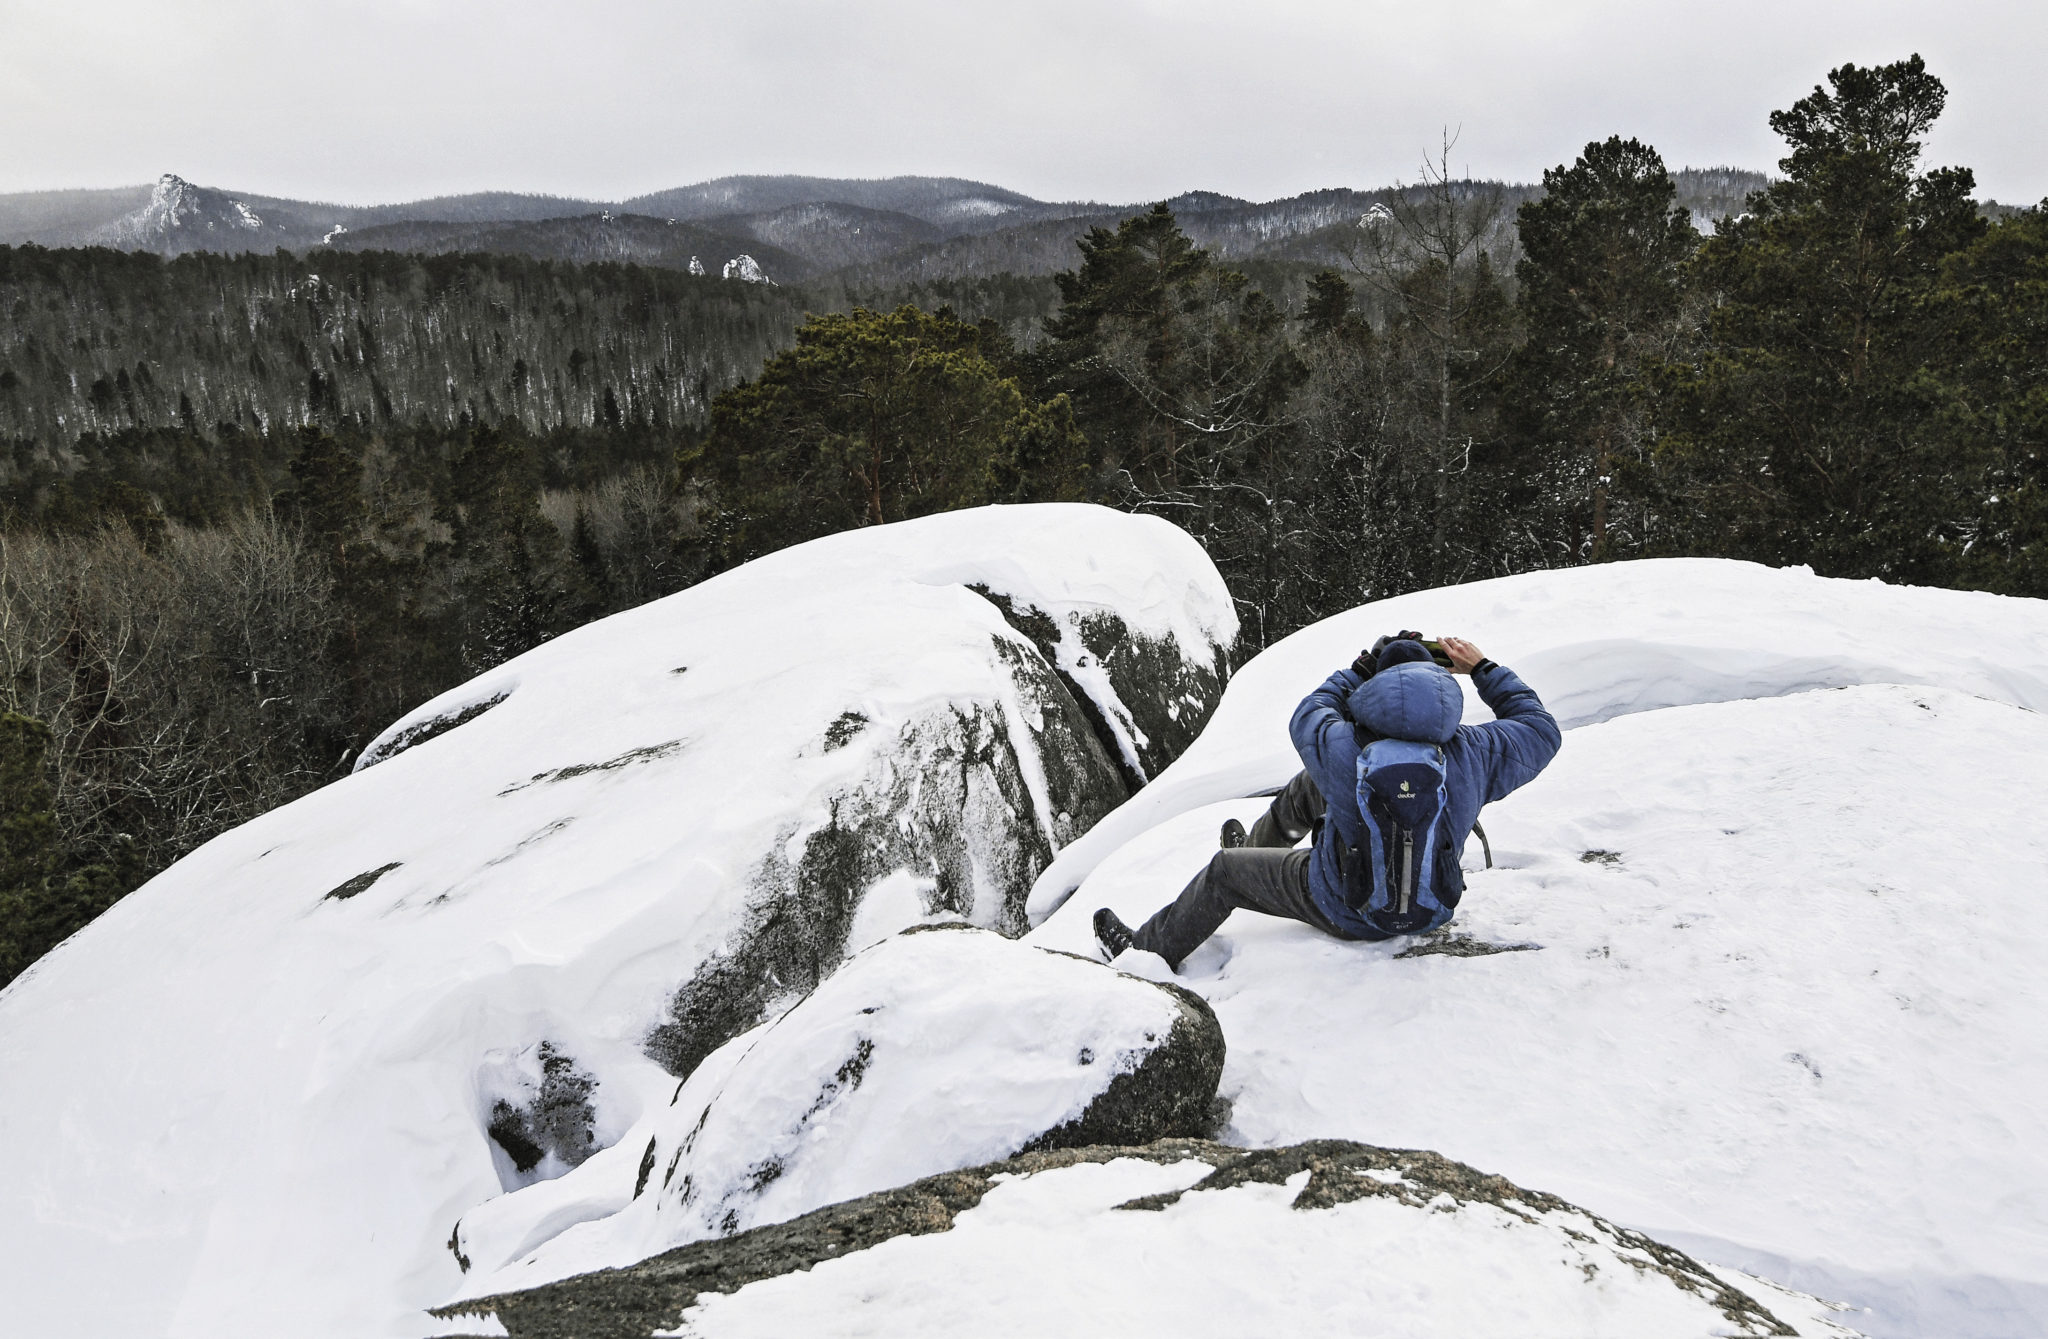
0;169;1770;285
0;248;802;448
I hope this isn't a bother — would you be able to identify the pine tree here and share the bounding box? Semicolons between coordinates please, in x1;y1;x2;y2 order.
439;425;596;671
1925;206;2048;596
692;306;1084;564
1302;271;1360;338
1663;55;1987;579
1512;137;1698;560
1030;204;1214;485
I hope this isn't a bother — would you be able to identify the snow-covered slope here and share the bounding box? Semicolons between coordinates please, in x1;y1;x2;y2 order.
0;505;1235;1339
1028;560;2048;1339
632;1149;1862;1339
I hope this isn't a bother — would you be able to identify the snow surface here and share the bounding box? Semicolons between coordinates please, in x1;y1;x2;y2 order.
452;926;1187;1300
1031;558;2048;919
0;505;1233;1339
653;1156;1861;1339
1026;560;2048;1339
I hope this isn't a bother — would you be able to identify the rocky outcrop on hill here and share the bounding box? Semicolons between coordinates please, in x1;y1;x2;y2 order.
0;504;1238;1337
436;1138;1852;1339
446;925;1224;1291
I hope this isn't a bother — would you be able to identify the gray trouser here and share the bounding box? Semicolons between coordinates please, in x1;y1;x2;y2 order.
1130;771;1342;968
1247;768;1326;848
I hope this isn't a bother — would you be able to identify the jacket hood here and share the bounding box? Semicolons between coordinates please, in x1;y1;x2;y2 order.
1347;662;1463;744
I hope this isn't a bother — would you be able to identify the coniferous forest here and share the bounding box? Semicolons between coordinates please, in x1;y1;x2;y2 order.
1;54;2043;983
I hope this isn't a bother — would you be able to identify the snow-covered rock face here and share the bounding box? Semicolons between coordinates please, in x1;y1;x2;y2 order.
0;504;1235;1339
86;173;267;251
1029;560;2048;1339
444;1141;1861;1339
449;925;1223;1297
720;253;769;282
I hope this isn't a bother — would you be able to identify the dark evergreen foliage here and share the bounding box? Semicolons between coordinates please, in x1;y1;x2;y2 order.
1510;137;1699;560
693;306;1085;564
1658;56;1990;580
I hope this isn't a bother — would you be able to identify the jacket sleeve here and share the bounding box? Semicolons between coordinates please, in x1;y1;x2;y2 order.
1289;667;1366;806
1463;664;1562;803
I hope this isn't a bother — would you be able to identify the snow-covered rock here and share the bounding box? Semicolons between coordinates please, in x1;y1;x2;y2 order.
441;1140;1862;1339
0;504;1235;1339
1028;559;2048;1339
720;253;769;282
448;924;1222;1298
86;173;268;251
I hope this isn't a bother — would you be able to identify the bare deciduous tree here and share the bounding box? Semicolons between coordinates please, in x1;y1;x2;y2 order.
0;511;341;875
1343;131;1515;581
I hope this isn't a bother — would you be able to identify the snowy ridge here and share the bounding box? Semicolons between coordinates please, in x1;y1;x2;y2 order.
84;173;269;249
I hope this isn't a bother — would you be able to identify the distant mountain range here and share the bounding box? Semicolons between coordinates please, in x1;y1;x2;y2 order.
0;170;1773;285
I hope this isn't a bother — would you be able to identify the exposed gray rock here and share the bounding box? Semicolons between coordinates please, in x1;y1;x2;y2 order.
353;690;509;771
632;926;1224;1248
323;861;403;902
645;674;1128;1080
1073;607;1230;780
1022;975;1225;1152
483;1043;601;1183
435;1139;1803;1339
1394;932;1543;959
970;585;1232;786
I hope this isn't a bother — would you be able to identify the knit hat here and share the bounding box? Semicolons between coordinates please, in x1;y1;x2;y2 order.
1375;637;1437;673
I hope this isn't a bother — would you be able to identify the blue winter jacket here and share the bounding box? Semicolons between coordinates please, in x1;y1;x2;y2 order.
1288;661;1561;938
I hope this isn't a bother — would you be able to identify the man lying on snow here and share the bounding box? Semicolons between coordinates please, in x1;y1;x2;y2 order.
1094;632;1562;971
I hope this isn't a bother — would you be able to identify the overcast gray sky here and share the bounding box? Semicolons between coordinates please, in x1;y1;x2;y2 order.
3;0;2043;205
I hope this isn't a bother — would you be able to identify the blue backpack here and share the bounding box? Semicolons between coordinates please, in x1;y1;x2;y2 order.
1346;738;1456;935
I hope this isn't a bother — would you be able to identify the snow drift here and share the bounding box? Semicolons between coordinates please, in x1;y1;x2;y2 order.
0;504;1236;1339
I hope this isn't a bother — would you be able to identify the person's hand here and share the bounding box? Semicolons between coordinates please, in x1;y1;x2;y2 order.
1439;636;1484;675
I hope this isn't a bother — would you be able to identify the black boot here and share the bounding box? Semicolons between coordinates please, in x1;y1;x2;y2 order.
1093;908;1134;961
1220;818;1248;850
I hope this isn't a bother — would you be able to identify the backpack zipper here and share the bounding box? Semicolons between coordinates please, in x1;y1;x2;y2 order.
1398;830;1414;916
